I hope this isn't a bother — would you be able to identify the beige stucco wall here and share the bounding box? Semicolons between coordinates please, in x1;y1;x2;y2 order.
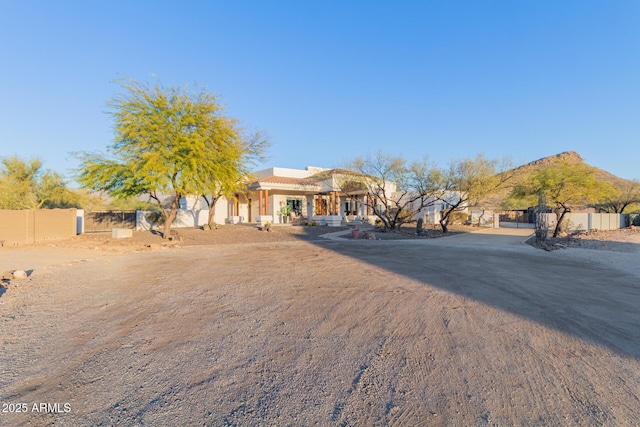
0;209;77;245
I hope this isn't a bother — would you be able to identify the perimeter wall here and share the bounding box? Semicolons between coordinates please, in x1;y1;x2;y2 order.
0;209;77;245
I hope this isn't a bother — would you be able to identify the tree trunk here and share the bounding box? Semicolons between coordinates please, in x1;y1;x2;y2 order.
202;194;221;228
207;203;216;227
477;211;485;227
163;212;176;239
439;209;451;233
162;196;181;239
552;207;567;238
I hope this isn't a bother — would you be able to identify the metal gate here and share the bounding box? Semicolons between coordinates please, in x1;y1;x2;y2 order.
498;210;536;228
84;211;136;233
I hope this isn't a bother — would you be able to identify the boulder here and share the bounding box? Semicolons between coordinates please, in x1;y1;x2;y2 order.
2;270;14;280
12;270;28;279
112;228;133;239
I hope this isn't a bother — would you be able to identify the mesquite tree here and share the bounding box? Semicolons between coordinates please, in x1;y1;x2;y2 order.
342;152;441;231
434;155;510;233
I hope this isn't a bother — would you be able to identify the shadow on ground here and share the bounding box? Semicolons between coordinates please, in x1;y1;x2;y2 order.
300;228;640;359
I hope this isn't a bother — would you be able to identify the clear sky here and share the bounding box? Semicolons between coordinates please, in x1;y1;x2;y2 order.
1;1;638;182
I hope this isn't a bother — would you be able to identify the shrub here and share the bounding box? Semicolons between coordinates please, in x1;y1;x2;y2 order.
448;211;469;225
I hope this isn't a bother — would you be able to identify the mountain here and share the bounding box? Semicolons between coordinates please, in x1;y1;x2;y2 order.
514;151;630;186
484;151;634;210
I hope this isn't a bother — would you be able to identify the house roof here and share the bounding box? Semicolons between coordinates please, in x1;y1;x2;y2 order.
249;175;321;191
247;167;369;193
309;168;364;180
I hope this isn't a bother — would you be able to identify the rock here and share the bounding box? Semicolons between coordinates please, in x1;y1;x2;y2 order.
2;270;14;280
112;228;133;239
12;270;28;279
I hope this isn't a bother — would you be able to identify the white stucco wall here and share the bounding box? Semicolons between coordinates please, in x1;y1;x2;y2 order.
137;197;230;230
252;166;329;180
541;212;628;231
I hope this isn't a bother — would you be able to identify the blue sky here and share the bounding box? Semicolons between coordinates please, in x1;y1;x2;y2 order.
1;1;638;182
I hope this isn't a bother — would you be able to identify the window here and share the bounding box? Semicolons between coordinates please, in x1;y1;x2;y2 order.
287;198;303;215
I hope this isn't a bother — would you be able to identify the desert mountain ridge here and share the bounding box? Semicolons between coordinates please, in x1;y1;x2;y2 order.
512;151;631;187
483;151;632;209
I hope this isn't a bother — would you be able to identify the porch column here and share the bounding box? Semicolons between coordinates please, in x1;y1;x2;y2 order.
234;197;239;216
258;190;270;215
306;195;315;216
366;194;371;215
329;192;334;215
334;192;340;216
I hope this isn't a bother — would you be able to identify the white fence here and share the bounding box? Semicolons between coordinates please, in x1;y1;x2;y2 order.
541;212;628;232
136;210;211;231
470;210;500;228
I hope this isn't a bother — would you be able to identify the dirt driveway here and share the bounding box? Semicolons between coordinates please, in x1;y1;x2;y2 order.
1;227;639;426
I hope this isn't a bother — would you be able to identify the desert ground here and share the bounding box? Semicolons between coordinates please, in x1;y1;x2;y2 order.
1;225;639;426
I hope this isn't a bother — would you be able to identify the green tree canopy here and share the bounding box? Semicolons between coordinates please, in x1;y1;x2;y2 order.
435;155;511;233
510;159;611;237
0;156;78;209
77;78;268;238
198;123;268;228
596;179;640;214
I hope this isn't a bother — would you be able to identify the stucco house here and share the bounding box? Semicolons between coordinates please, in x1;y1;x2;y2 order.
141;165;377;230
229;166;382;226
166;165;463;229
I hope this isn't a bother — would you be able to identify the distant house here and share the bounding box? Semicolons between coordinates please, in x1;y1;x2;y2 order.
407;191;466;225
173;166;384;227
240;166;378;226
175;165;468;228
176;165;469;228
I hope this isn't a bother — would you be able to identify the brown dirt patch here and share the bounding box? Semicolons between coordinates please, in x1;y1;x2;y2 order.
17;224;351;252
1;226;639;425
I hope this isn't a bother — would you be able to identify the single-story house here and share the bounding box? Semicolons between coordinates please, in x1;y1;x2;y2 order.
172;165;463;228
228;166;380;226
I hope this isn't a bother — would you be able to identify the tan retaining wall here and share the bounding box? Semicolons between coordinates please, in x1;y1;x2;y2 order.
0;209;77;245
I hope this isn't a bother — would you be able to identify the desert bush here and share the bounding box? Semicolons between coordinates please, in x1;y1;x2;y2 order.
448;211;469;225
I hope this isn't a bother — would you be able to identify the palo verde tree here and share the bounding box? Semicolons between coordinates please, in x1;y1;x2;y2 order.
510;158;610;237
197;124;268;228
78;78;265;238
342;152;441;231
0;156;76;209
434;155;510;233
596;179;640;214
